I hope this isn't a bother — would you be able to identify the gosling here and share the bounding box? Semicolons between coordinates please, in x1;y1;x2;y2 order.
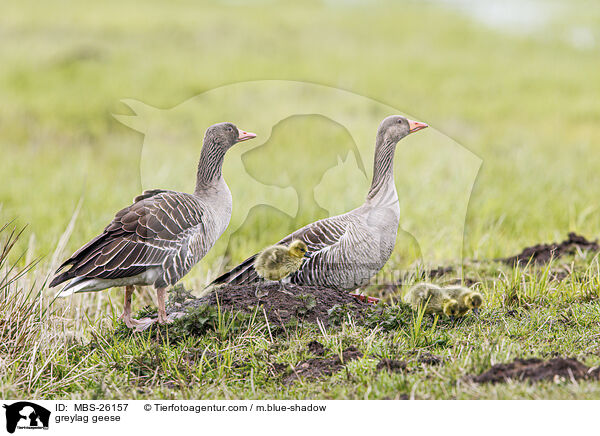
403;283;461;318
253;240;310;298
443;285;484;316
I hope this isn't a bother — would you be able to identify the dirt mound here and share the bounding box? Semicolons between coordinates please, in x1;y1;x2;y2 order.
472;357;600;384
500;232;599;265
428;265;455;278
169;283;369;326
376;359;407;373
307;340;326;356
411;352;443;366
284;346;363;384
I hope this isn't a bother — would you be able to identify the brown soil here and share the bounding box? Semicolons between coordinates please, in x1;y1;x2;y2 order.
411;352;443;366
307;340;326;356
472;357;600;384
500;232;599;265
376;358;407;373
169;283;369;326
158;234;599;332
368;266;455;295
428;265;455;278
283;346;363;384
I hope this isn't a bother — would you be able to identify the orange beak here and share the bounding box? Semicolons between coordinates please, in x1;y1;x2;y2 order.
408;119;428;134
238;130;257;142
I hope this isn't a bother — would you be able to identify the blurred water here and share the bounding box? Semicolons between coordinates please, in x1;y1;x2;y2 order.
428;0;555;32
221;0;596;50
428;0;597;50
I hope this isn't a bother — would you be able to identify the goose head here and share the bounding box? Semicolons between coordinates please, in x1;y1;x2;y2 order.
465;292;483;315
442;298;460;318
196;122;257;190
288;240;310;259
204;122;256;150
378;115;428;145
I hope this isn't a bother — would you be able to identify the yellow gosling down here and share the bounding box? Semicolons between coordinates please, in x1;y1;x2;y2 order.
404;283;461;319
442;299;461;318
403;283;440;310
442;285;484;316
253;240;310;298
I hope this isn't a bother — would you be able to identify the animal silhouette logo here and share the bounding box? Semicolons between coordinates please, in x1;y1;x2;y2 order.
113;80;481;281
2;402;50;434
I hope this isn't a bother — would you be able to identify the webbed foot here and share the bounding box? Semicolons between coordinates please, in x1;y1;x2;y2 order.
255;282;269;299
277;281;295;296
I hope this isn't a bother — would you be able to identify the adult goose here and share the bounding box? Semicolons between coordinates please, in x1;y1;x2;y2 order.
210;115;427;291
50;122;256;329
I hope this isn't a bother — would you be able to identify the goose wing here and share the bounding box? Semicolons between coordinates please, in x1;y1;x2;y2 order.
210;213;352;286
50;190;208;288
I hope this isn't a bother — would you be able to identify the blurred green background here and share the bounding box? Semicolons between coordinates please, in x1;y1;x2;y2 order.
1;0;600;288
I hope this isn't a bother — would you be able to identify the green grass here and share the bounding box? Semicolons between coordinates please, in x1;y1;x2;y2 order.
2;0;600;399
4;224;600;399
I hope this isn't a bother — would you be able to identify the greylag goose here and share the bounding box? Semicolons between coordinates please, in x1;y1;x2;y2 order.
210;115;427;291
253;240;310;298
403;283;461;318
441;285;483;316
50;122;256;329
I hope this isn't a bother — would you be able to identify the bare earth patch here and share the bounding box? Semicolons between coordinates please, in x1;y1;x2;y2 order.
307;340;326;356
284;346;363;384
376;359;408;373
471;358;600;384
168;283;369;326
410;352;444;366
500;232;599;265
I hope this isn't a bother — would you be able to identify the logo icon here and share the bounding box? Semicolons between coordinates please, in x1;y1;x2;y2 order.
114;80;481;275
2;402;50;434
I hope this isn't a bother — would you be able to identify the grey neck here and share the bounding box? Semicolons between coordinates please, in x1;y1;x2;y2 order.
366;135;397;201
194;140;227;193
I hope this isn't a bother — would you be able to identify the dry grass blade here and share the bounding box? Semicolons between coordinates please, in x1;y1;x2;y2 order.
0;223;63;396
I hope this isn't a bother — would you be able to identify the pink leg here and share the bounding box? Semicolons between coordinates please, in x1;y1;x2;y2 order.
157;287;171;324
119;286;139;328
351;294;381;304
119;286;156;330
